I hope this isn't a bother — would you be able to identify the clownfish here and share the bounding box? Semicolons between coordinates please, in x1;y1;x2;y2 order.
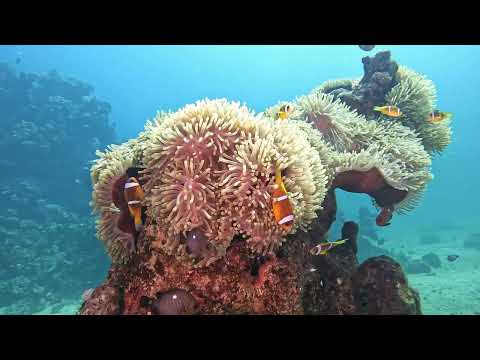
276;104;294;121
271;165;295;233
309;239;348;256
427;110;452;124
124;177;145;232
376;206;393;227
374;105;402;118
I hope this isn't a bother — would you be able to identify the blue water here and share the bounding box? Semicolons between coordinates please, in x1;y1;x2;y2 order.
1;45;479;314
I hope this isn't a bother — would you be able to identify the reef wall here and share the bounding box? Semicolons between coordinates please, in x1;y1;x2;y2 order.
0;63;115;214
81;51;451;315
0;64;113;313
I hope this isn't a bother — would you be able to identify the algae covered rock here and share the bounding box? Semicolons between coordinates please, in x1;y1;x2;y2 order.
353;256;422;315
405;259;432;274
421;252;442;268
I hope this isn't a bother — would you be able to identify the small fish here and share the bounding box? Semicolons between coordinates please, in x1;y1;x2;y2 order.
447;254;459;262
271;165;295;233
359;45;375;51
374;105;402;118
151;289;198;315
310;238;348;256
276;104;294;121
427;110;452;124
185;228;208;258
74;179;81;184
15;57;21;65
376;206;393;227
124;177;145;232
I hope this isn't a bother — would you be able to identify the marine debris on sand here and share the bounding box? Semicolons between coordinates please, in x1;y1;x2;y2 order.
81;51;451;314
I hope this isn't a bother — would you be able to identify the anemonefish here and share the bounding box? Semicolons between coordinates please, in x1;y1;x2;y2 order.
427;110;452;124
271;166;295;233
310;239;348;256
373;105;402;118
376;206;393;227
124;177;145;232
276;104;294;121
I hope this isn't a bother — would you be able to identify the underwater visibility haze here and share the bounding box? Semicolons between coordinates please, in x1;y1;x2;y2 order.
0;45;479;315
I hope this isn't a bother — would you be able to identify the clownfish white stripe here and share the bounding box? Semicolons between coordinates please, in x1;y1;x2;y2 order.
128;200;141;205
124;182;140;189
278;214;294;225
273;195;289;202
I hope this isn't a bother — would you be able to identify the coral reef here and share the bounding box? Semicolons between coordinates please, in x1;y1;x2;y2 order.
0;183;109;313
0;64;114;314
83;51;450;315
0;63;115;214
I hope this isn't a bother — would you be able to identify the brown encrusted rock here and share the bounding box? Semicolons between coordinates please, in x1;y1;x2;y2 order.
302;222;359;315
78;282;123;315
405;259;432;274
325;51;399;117
308;189;337;246
352;256;422;315
79;236;305;315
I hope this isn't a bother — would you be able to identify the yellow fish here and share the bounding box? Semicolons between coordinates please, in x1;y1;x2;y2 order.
310;239;348;256
373;105;402;118
427;110;452;124
276;104;294;121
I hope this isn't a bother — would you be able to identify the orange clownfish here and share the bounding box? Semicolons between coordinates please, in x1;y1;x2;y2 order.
427;110;452;124
271;166;295;233
276;104;294;121
124;177;145;232
373;105;402;118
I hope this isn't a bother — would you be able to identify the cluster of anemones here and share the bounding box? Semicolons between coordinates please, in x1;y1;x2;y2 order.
140;99;328;266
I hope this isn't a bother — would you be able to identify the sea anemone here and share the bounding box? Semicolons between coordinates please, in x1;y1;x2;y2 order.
384;66;452;155
139;99;329;264
334;132;433;214
311;78;359;95
90;142;137;263
268;119;328;231
416;121;452;155
285;89;433;215
293;91;382;152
